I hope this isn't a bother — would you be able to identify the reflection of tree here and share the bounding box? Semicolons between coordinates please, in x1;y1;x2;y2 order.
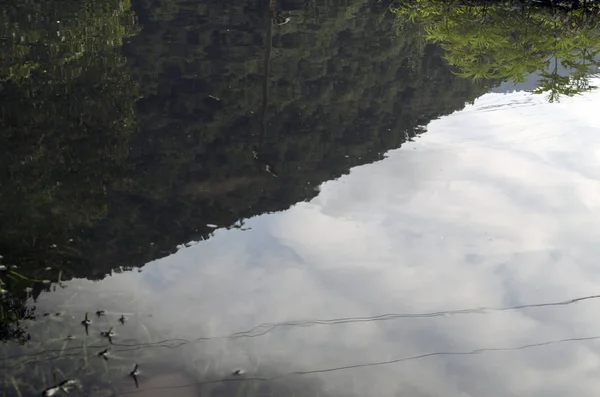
0;0;139;83
0;294;35;346
0;0;139;229
0;0;140;341
393;0;600;102
0;0;491;315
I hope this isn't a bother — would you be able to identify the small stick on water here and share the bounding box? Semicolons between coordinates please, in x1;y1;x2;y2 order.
100;327;114;337
98;348;109;361
100;327;115;344
81;312;91;335
130;364;140;388
41;385;60;397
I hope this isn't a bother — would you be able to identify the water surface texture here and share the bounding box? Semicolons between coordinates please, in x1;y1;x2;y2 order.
2;1;600;396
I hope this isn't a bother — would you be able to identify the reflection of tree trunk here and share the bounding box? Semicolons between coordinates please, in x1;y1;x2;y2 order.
261;0;275;137
254;0;277;176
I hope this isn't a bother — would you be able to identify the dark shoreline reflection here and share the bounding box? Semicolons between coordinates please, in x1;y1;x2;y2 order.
0;0;490;284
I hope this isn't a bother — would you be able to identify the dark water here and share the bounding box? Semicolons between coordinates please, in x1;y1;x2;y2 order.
2;0;600;396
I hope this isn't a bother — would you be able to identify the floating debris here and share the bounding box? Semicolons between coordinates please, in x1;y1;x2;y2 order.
100;327;115;339
58;379;81;392
42;379;81;396
65;335;75;341
265;164;278;177
41;279;51;284
130;363;140;377
130;364;140;388
276;16;291;25
206;224;218;228
119;315;126;324
232;369;245;376
96;310;106;317
97;348;109;360
0;265;6;271
226;220;251;231
24;287;32;293
81;312;91;335
81;312;91;325
42;385;61;396
44;267;52;271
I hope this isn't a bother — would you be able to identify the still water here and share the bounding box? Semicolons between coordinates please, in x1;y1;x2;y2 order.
2;0;600;396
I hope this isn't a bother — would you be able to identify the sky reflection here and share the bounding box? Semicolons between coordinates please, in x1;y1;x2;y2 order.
36;83;600;397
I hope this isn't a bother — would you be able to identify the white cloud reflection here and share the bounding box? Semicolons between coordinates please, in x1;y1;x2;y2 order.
41;85;600;396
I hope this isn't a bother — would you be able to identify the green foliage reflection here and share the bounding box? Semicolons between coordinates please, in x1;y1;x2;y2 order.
0;0;140;307
0;0;139;82
393;0;600;102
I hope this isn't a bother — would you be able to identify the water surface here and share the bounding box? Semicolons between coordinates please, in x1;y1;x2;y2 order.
2;1;600;396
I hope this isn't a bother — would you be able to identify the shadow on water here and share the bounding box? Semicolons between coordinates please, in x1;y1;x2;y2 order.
2;0;600;395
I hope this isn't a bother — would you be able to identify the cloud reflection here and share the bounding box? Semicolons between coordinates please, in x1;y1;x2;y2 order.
38;83;600;396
